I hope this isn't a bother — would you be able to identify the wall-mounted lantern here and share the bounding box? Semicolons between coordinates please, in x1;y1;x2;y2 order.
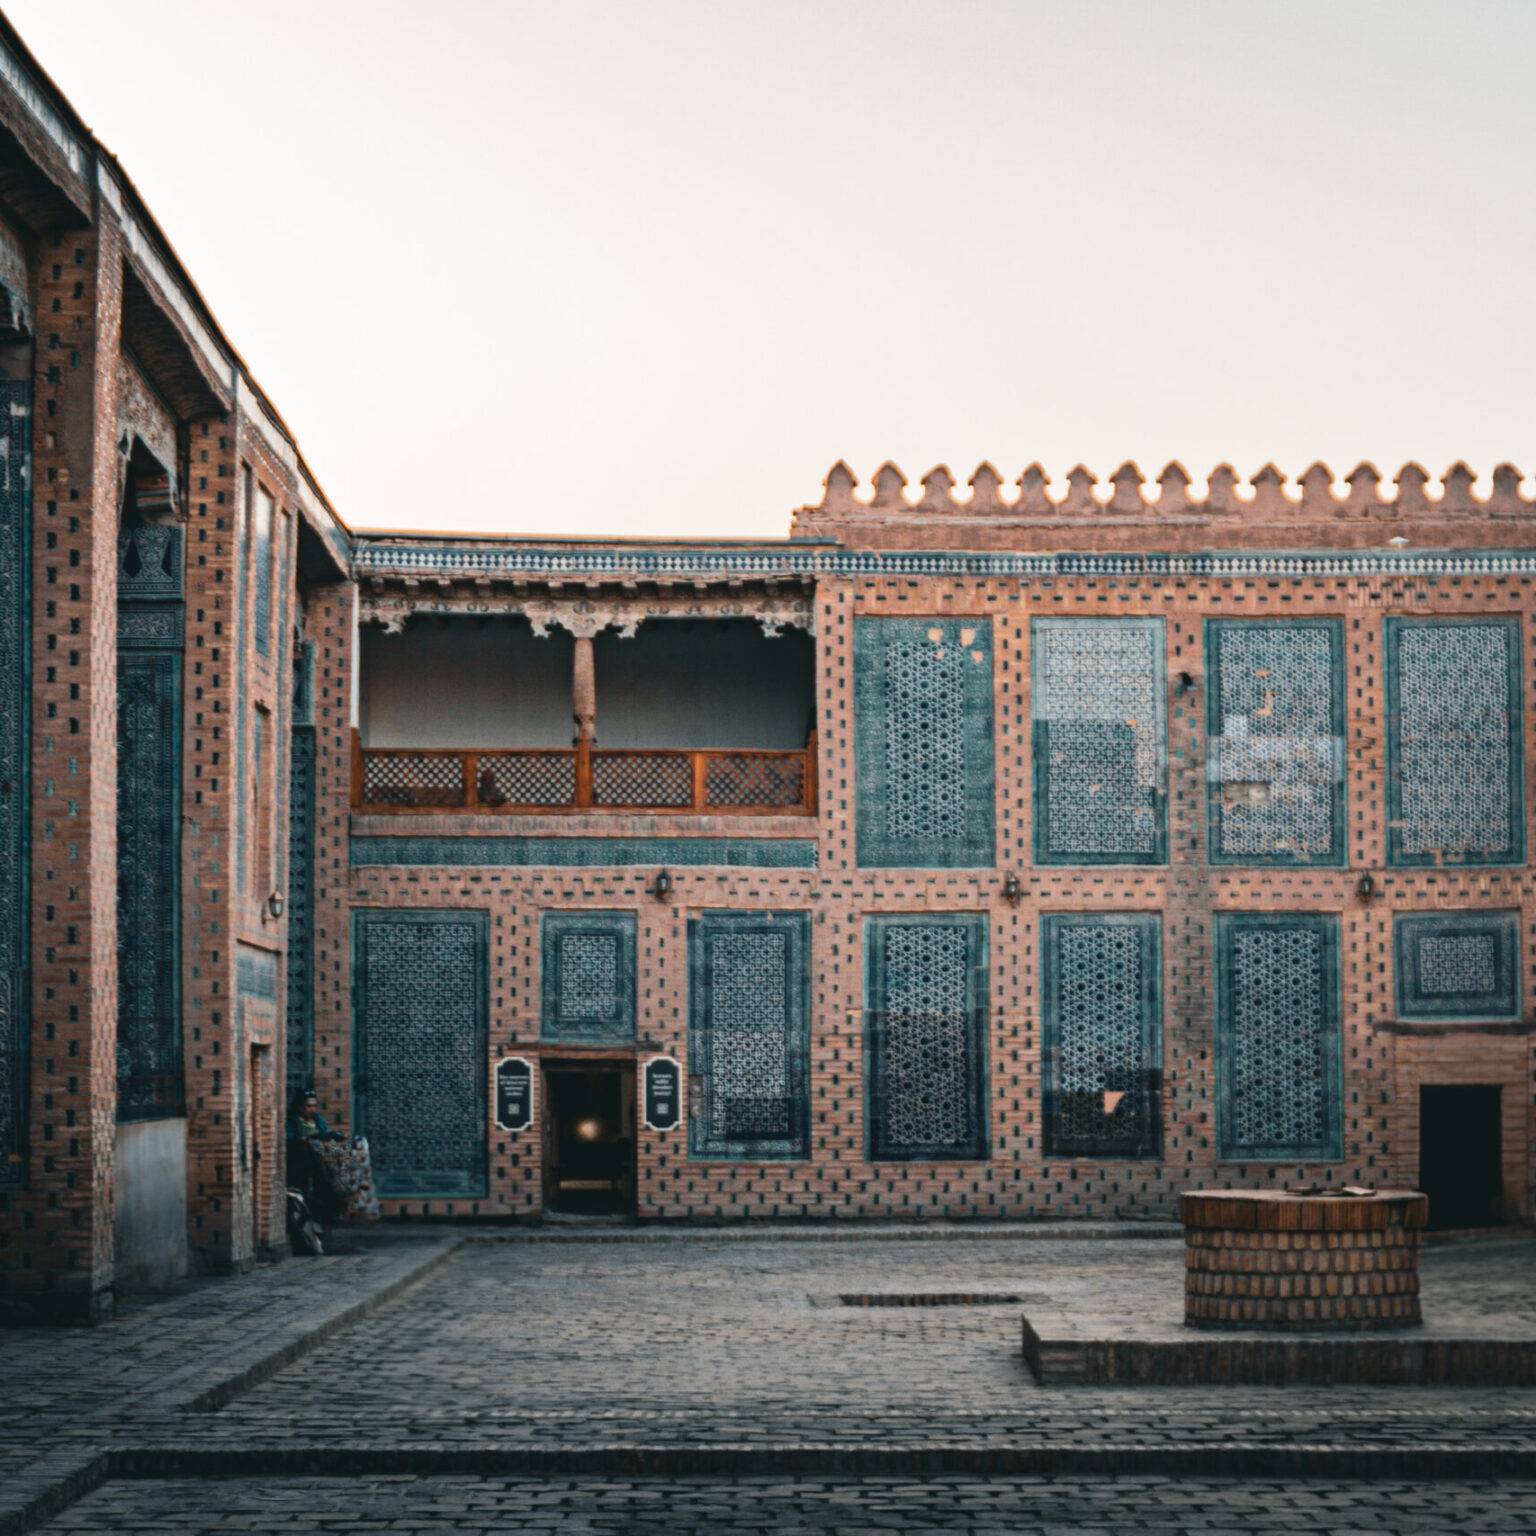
1002;873;1022;905
651;869;673;901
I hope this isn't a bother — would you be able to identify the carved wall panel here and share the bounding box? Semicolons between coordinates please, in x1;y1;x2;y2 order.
1394;910;1520;1022
541;911;636;1042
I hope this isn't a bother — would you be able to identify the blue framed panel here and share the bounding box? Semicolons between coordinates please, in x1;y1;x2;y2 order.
865;913;989;1162
1041;913;1161;1159
541;911;637;1042
0;378;27;1185
1205;619;1346;867
285;645;317;1100
852;617;995;869
116;521;185;1123
1385;617;1525;867
1394;910;1521;1022
687;910;810;1161
1032;618;1167;866
353;908;489;1197
1215;912;1342;1162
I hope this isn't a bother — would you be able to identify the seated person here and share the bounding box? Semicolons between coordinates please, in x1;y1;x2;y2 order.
286;1089;344;1230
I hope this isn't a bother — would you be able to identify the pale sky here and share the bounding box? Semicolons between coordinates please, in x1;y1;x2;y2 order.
9;0;1535;538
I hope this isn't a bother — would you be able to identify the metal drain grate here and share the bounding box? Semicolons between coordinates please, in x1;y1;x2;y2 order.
834;1292;1029;1308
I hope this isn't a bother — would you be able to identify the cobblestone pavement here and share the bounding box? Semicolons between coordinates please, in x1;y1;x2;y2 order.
195;1233;1536;1452
35;1473;1536;1534
6;1228;1536;1532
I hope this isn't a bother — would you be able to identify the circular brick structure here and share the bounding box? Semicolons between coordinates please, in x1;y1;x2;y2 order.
1179;1189;1429;1331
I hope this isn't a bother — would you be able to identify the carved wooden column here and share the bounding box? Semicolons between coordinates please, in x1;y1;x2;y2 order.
572;629;597;808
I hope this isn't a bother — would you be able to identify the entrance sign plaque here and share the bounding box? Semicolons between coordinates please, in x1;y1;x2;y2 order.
494;1055;535;1132
643;1055;682;1132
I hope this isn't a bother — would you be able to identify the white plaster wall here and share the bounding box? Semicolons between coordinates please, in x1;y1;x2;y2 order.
361;618;573;748
595;621;813;748
114;1118;189;1291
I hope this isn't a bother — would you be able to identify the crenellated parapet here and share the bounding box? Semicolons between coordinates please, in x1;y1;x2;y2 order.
793;460;1536;552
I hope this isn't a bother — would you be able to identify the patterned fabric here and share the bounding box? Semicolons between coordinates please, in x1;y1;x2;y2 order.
866;916;988;1160
853;618;995;868
1207;621;1343;865
1394;910;1520;1021
688;912;810;1160
354;911;488;1197
311;1136;383;1223
1032;619;1165;864
1387;618;1523;865
1216;914;1341;1161
1042;914;1160;1157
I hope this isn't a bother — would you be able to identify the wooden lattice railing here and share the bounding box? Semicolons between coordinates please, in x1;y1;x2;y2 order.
353;734;816;816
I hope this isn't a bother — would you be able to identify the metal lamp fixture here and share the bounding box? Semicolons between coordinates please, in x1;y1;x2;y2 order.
1002;873;1022;905
267;891;286;919
1356;873;1376;902
652;869;672;900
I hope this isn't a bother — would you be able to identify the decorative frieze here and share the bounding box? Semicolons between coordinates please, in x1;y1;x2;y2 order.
351;836;818;868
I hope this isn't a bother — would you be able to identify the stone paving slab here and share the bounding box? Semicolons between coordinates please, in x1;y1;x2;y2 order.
33;1473;1536;1534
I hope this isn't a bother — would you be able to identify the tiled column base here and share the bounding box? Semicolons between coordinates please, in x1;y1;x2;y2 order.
1179;1190;1429;1331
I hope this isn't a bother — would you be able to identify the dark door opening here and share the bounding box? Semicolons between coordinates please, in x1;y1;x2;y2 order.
1419;1085;1503;1230
544;1067;634;1215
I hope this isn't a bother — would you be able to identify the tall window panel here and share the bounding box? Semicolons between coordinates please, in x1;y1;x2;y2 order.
1215;912;1342;1162
1032;618;1166;865
353;909;488;1197
0;377;27;1184
865;914;989;1161
1385;617;1524;867
1206;619;1345;866
284;642;317;1102
852;617;995;868
1041;913;1161;1159
688;911;810;1161
253;484;274;656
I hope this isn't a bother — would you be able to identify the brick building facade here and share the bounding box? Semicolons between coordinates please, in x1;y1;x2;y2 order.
0;17;1530;1321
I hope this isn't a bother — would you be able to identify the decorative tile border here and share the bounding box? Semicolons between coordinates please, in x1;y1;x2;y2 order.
353;541;1536;581
351;836;819;869
1394;910;1521;1023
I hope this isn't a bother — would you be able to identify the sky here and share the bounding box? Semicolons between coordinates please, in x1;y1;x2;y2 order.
7;0;1536;538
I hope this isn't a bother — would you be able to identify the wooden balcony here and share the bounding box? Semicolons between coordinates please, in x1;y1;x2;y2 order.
352;734;817;816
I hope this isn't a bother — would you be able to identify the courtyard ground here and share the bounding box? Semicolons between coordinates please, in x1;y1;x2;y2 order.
3;1225;1534;1533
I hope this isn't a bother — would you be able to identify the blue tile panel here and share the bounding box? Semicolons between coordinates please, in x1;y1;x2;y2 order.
1394;910;1521;1022
353;909;489;1198
252;486;272;657
353;542;1536;582
116;520;185;1123
237;947;279;1000
541;912;637;1043
1041;913;1161;1159
688;911;811;1161
1385;617;1525;867
865;914;989;1162
1215;912;1342;1162
0;378;27;1185
284;645;318;1099
853;617;995;868
1032;619;1166;865
1205;619;1346;867
351;837;818;868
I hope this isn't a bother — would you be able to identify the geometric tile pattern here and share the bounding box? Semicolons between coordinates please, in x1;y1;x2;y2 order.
1385;617;1525;867
688;911;810;1161
1206;619;1345;866
1394;910;1521;1022
541;912;637;1043
865;914;989;1161
352;909;489;1197
853;618;995;868
284;720;317;1100
1041;913;1161;1158
115;518;185;1123
350;837;819;869
0;378;26;1184
252;485;273;657
1215;912;1342;1162
1032;618;1166;864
